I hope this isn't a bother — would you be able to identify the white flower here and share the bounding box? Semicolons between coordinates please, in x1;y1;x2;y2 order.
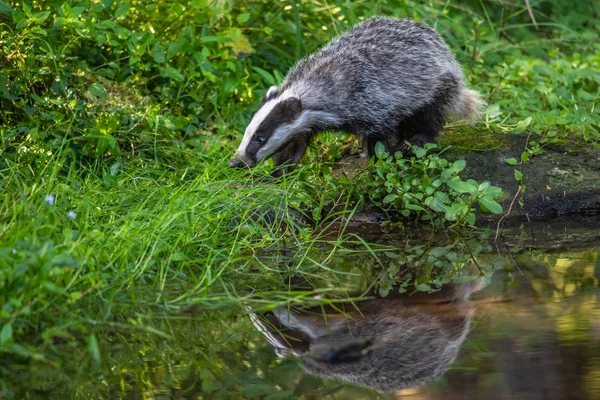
67;210;76;220
45;194;55;205
12;248;17;254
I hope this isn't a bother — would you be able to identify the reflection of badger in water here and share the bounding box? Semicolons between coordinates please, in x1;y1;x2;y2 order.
249;280;484;393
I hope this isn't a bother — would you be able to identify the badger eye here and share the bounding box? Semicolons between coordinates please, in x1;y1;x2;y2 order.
255;136;266;144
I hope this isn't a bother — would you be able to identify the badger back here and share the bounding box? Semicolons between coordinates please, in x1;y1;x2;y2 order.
280;17;468;128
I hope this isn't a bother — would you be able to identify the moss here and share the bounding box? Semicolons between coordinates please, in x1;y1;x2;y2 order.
439;129;510;153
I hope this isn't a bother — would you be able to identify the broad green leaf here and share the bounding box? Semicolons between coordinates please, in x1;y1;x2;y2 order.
68;6;86;18
0;0;13;15
88;83;108;99
505;157;518;165
252;67;275;86
416;283;430;292
382;194;398;204
374;142;386;159
514;169;523;181
447;179;477;194
434;191;451;204
153;44;165;63
164;66;184;82
0;323;13;346
236;13;250;24
428;197;448;212
479;196;503;214
414;146;426;158
451;159;466;173
515;116;532;132
33;11;51;23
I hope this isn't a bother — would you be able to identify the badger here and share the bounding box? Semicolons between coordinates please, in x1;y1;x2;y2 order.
229;17;483;175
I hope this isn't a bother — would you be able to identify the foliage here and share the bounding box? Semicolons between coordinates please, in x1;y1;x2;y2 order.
362;143;503;227
0;0;599;398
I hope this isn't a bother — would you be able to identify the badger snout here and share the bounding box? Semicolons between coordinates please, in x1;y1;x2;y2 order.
229;156;254;169
229;157;245;168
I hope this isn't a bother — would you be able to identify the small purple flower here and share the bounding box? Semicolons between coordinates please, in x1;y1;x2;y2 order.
45;194;55;206
67;210;76;220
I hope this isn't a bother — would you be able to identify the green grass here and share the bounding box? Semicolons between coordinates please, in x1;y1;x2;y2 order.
1;0;599;397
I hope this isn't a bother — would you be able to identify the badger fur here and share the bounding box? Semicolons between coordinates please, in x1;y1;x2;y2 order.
230;17;484;175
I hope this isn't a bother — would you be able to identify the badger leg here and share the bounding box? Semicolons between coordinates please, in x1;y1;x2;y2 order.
396;98;445;156
271;136;309;177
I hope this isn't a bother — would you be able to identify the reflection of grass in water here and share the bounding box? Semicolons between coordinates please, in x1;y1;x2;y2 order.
431;250;600;399
2;0;600;397
0;144;493;397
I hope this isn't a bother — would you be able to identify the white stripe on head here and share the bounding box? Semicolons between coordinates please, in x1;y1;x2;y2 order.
236;91;297;159
255;109;339;162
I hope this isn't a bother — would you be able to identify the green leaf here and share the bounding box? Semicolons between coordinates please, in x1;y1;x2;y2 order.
374;142;386;159
88;83;108;99
429;197;448;212
446;179;477;194
382;194;398;204
0;323;13;346
0;1;13;15
153;44;165;63
451;159;466;173
414;146;426;158
483;185;503;198
434;191;451;204
505;157;518;165
88;334;101;364
33;11;51;24
416;283;430;292
164;66;185;82
514;169;523;181
479;196;503;214
406;204;425;211
68;6;86;18
515;116;532;132
237;13;250;24
252;67;276;86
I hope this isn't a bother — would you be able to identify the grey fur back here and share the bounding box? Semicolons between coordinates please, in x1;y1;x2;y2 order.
281;17;474;138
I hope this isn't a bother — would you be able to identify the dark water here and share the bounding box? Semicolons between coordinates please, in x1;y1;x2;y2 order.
77;244;600;399
242;249;600;400
31;216;598;399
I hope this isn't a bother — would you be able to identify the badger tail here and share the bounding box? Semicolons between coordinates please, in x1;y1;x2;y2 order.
447;88;485;124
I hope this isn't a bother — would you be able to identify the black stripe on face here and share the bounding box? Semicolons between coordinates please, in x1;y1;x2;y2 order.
245;96;303;162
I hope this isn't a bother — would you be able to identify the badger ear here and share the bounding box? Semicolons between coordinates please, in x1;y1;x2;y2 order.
279;96;303;120
261;86;280;105
266;86;279;98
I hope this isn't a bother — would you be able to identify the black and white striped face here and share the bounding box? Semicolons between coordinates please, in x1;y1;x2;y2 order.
229;89;303;168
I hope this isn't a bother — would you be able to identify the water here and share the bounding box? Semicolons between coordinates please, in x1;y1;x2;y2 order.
84;242;599;399
19;219;600;399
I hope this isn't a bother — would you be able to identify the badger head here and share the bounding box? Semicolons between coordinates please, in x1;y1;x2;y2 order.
230;87;338;169
229;87;303;169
